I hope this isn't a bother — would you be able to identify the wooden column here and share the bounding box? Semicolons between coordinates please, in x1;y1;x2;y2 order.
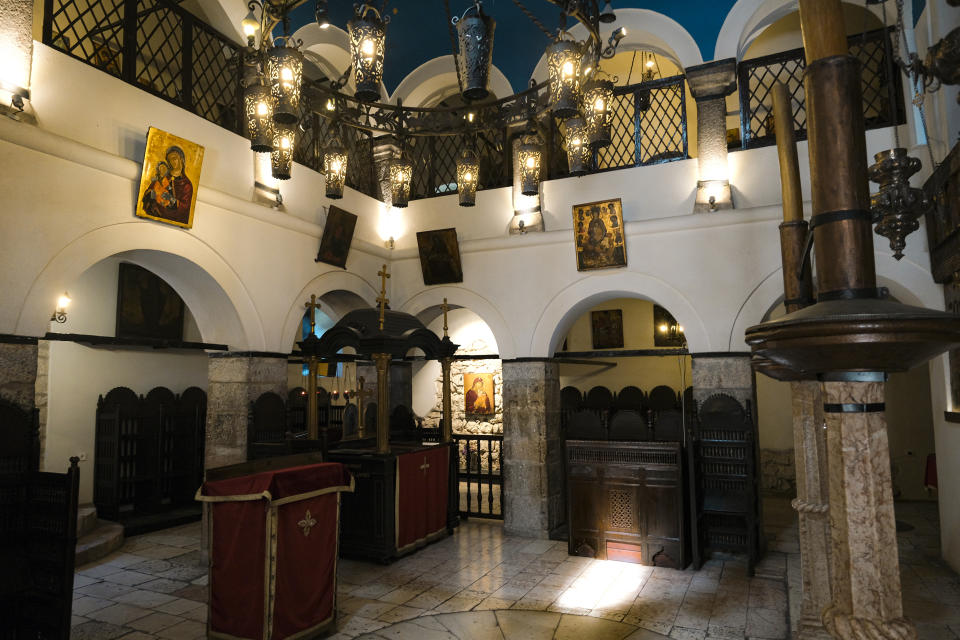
440;357;453;442
772;79;831;638
306;356;319;439
373;353;391;454
820;377;914;640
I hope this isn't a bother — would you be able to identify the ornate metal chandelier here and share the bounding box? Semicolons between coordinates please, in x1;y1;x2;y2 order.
868;148;930;260
239;0;624;203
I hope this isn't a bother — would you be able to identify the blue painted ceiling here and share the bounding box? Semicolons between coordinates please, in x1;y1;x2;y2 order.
287;1;738;94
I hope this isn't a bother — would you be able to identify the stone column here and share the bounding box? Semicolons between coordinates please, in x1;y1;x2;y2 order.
501;360;563;539
373;353;391;454
791;380;833;639
440;357;453;442
205;353;287;469
684;59;738;213
0;341;38;413
819;376;915;640
691;353;754;408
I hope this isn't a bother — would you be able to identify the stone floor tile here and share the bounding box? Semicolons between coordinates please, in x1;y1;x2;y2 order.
73;595;116;615
744;607;787;639
370;619;458;639
88;602;153;625
139;578;190;594
669;626;706;640
105;570;157;586
337;614;389;636
153;597;205;616
180;605;207;623
119;632;159;639
74;573;101;588
495;610;561;639
172;584;208;602
77;563;126;579
154;619;207;639
748;580;787;610
76;580;138;599
113;589;179;608
354;582;401;599
511;599;553;611
554;613;635;640
155;564;208;582
106;553;154;568
379;587;427;605
431;594;485;614
353;600;399;620
131;545;192;561
378;605;427;623
589;609;627;622
70;620;131;640
436;610;504;639
913;623;960;640
72;615;89;626
475;596;517;611
128;612;185;633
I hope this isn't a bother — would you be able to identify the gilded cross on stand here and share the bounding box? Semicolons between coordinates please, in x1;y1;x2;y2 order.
376;264;390;331
298;509;317;537
442;297;449;338
304;294;322;335
419;456;430;475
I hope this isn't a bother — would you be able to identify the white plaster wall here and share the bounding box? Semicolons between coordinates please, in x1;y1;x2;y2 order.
930;355;960;571
40;257;209;504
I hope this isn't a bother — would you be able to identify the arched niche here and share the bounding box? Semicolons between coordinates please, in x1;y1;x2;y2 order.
18;223;258;349
530;273;710;357
278;273;380;353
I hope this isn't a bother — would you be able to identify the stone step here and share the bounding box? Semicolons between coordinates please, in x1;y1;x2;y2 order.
75;520;124;567
77;503;98;538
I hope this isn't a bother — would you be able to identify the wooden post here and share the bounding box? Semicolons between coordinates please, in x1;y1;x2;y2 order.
373;353;391;454
306;356;319;439
355;376;370;439
441;357;453;443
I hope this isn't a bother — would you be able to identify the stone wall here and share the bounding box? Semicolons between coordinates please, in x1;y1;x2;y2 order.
761;448;796;496
35;340;49;467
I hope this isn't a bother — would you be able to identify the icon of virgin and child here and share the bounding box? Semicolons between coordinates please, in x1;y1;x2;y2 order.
136;128;204;229
465;374;494;415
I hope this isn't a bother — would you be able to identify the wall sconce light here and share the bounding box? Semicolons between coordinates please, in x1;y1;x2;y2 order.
658;322;684;339
0;80;30;112
51;292;71;323
694;179;733;213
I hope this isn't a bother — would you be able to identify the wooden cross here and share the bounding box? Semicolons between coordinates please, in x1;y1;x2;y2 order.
442;297;449;338
304;294;322;335
376;264;390;331
419;456;430;475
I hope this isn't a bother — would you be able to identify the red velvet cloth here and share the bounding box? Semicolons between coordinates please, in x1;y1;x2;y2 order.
199;463;352;640
396;446;449;551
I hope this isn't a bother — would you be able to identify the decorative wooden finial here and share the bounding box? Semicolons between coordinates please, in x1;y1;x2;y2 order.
442;297;449;338
304;294;321;335
376;264;390;331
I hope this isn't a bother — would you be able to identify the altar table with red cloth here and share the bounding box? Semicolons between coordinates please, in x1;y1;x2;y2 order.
197;462;353;640
396;445;449;553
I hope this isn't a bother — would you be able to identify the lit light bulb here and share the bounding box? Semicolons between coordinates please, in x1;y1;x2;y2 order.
646;60;655;69
280;66;293;83
464;171;473;181
525;156;536;169
659;324;668;333
571;137;582;147
57;293;72;310
241;10;259;38
361;38;375;59
256;101;269;116
467;112;475;123
562;60;574;78
678;325;684;333
326;99;335;111
280;136;291;150
331;159;342;172
595;97;605;111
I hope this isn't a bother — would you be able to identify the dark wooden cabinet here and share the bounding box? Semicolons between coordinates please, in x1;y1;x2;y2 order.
566;440;688;568
328;442;458;563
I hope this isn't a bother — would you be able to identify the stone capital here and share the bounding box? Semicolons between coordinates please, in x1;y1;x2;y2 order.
684;58;738;101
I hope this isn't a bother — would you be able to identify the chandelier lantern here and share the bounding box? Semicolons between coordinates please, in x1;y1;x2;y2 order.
390;154;413;208
244;80;274;152
456;147;480;206
271;124;296;180
324;139;349;199
563;116;590;176
348;4;388;102
582;74;614;148
267;39;303;125
516;130;543;196
546;35;583;119
453;2;496;101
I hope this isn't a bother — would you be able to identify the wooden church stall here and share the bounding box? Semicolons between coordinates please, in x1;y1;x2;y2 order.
300;273;460;562
0;399;80;640
563;385;690;568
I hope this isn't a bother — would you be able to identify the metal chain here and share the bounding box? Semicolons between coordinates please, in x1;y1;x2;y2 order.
511;0;555;39
443;0;465;94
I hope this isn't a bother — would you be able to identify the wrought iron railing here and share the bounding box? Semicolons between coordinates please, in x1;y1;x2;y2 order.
453;433;503;519
43;0;243;133
738;27;906;150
